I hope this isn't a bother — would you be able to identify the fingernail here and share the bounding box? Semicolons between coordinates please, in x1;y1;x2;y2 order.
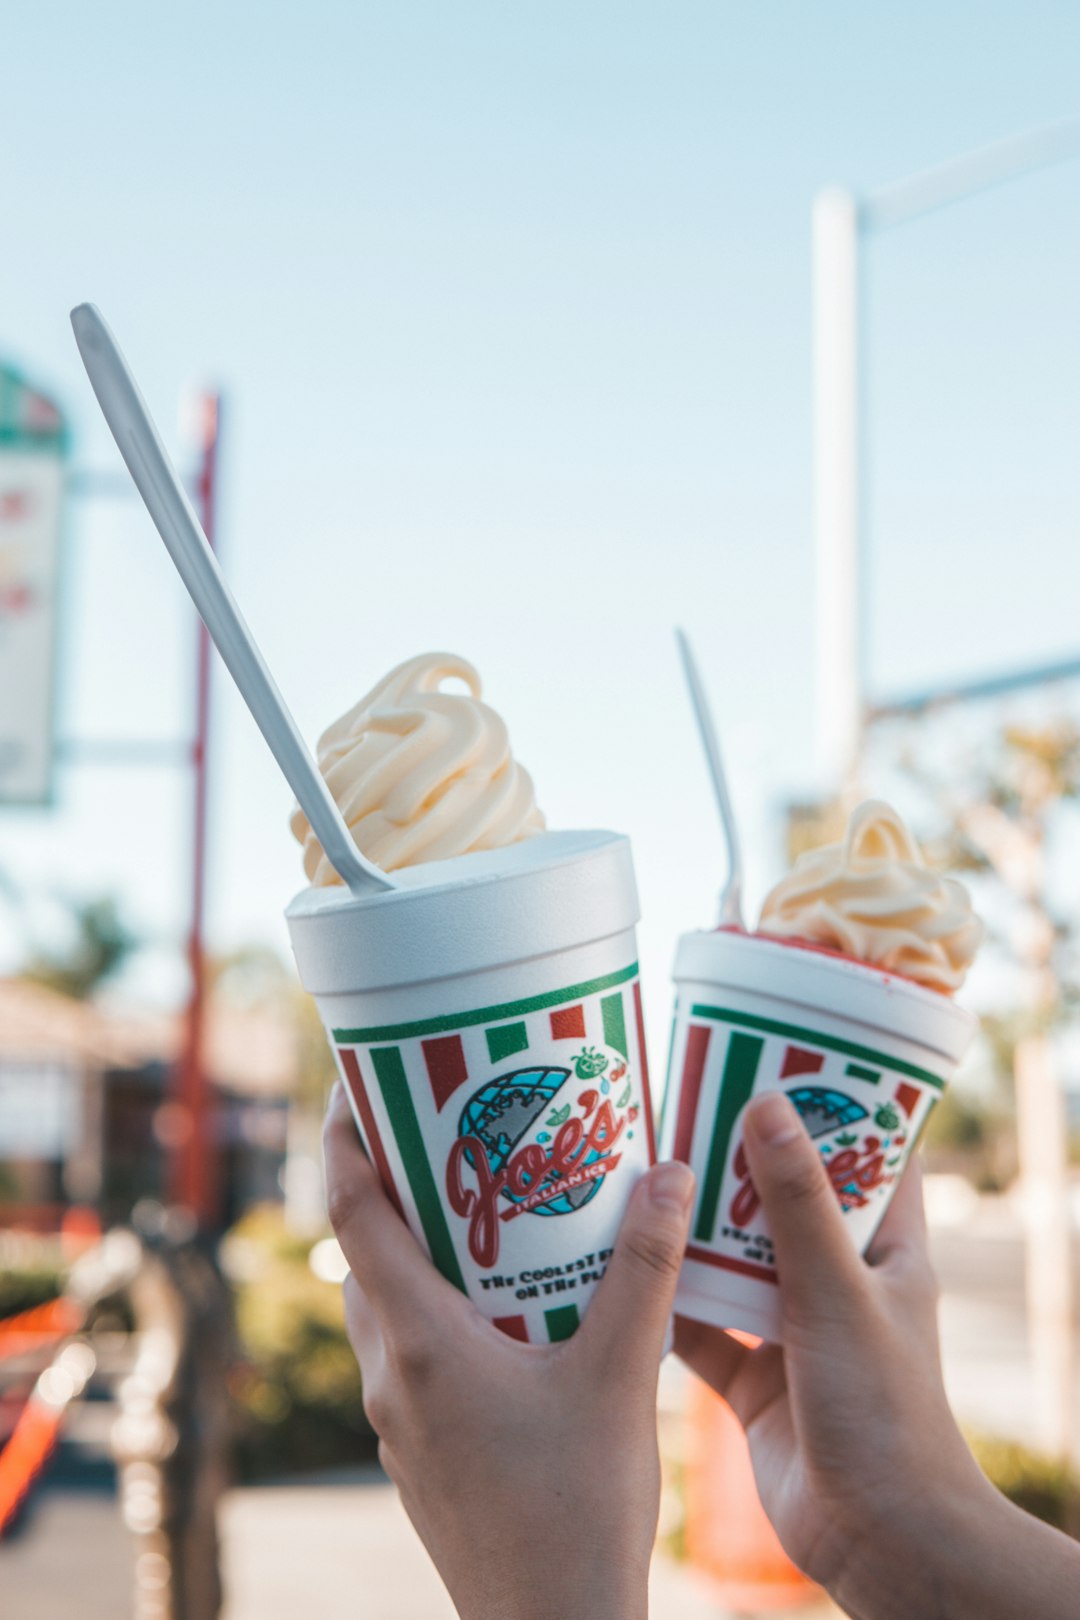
745;1093;801;1146
648;1161;695;1214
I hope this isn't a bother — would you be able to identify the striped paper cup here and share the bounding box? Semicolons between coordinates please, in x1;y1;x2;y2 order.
287;830;657;1345
660;929;976;1342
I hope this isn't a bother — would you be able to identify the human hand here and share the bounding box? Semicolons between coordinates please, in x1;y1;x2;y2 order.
675;1091;996;1616
324;1082;695;1620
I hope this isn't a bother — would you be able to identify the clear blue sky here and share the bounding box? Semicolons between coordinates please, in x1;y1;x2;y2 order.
1;2;1079;1037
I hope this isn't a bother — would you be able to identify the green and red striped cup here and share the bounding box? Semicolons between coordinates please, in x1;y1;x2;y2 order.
287;830;657;1345
660;929;976;1342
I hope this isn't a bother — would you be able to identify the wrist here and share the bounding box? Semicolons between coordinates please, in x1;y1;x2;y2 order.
465;1588;647;1620
456;1557;649;1620
828;1462;1014;1620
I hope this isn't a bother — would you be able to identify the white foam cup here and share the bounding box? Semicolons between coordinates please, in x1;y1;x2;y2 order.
660;929;976;1343
287;830;657;1345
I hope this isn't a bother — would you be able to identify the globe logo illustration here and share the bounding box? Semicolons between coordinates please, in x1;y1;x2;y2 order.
457;1065;612;1218
787;1086;868;1140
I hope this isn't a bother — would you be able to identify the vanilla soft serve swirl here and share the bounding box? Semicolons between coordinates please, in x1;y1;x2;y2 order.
758;800;981;993
291;653;546;884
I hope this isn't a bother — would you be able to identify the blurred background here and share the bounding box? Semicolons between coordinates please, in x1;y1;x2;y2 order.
2;4;1079;1616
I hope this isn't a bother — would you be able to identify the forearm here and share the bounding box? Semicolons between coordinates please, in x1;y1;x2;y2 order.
832;1474;1080;1620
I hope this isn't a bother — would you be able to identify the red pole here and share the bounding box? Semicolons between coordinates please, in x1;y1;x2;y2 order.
170;392;221;1227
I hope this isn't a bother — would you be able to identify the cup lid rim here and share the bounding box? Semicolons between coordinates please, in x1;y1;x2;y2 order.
674;926;976;1061
286;829;640;995
285;828;627;920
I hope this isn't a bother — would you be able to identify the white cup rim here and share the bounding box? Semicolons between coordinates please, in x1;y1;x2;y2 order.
287;830;640;996
674;927;976;1066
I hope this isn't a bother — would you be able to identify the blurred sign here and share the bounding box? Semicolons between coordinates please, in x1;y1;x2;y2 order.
0;367;68;804
0;1064;77;1159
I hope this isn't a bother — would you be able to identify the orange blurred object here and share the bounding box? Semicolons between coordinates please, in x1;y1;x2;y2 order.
0;1395;65;1536
685;1373;820;1611
0;1298;85;1361
60;1204;102;1256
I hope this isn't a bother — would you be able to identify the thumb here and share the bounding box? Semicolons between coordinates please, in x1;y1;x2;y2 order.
578;1161;695;1375
741;1092;868;1332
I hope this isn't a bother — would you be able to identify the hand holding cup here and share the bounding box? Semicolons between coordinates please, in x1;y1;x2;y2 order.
676;1091;1080;1620
325;1083;695;1620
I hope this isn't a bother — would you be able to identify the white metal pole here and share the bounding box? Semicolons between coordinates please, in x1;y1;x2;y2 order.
812;188;862;791
1015;1029;1076;1462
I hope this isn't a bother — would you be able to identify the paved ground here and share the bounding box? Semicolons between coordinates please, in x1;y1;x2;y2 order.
221;1471;457;1620
219;1470;818;1620
2;1480;132;1620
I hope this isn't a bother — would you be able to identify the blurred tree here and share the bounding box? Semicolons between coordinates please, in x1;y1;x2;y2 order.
24;894;137;999
208;941;336;1108
226;1203;372;1479
895;711;1080;1465
899;717;1080;1077
210;943;335;1234
922;1086;1017;1193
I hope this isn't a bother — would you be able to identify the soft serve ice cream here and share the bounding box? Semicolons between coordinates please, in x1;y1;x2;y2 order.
291;652;546;884
757;800;981;993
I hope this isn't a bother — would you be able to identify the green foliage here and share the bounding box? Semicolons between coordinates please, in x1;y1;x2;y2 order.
25;895;137;999
922;1089;1016;1192
0;1260;63;1318
226;1204;374;1480
968;1432;1080;1534
211;942;337;1109
925;1089;991;1153
899;714;1080;1067
657;1448;688;1564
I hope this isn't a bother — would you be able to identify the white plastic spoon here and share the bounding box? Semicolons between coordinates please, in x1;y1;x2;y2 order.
675;628;745;928
70;302;393;897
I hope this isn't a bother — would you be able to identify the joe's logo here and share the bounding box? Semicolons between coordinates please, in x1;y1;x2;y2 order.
728;1086;909;1231
729;1134;897;1231
446;1046;636;1267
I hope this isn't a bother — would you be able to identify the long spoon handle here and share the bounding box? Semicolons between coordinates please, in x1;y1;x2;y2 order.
676;628;745;927
71;303;393;896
